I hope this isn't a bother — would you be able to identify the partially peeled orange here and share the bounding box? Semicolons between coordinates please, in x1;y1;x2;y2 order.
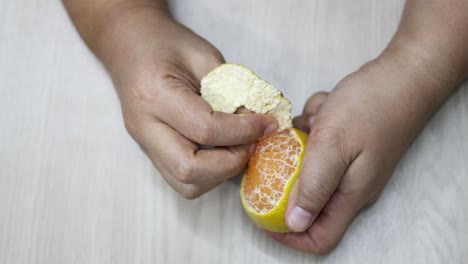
241;128;308;232
200;64;307;232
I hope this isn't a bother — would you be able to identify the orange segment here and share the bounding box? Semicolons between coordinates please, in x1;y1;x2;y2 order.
240;128;308;232
243;130;301;213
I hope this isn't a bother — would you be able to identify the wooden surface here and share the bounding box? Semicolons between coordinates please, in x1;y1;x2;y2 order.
1;0;467;263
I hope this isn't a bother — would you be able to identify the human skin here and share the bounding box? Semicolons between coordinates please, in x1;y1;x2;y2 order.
63;0;278;199
273;0;468;254
63;0;468;254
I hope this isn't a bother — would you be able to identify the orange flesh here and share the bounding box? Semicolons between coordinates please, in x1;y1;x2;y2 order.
242;130;301;213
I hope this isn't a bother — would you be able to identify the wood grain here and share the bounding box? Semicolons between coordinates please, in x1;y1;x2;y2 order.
1;0;467;263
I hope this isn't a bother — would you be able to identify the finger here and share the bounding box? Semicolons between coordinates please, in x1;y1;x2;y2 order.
162;169;224;200
138;127;224;199
292;115;316;133
182;37;225;81
141;143;224;199
302;91;329;115
190;52;225;81
155;83;278;146
155;157;224;199
285;128;349;232
265;189;362;255
292;91;328;133
140;120;254;186
235;106;254;114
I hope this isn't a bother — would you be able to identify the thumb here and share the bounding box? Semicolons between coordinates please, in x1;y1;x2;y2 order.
285;128;349;232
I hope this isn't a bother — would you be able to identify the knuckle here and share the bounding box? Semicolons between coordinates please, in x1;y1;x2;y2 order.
192;118;215;145
343;172;384;208
299;176;335;212
214;51;225;64
123;118;136;136
365;198;378;208
313;240;338;256
243;117;263;142
334;71;363;91
310;126;350;168
311;126;345;150
305;91;329;107
315;91;329;97
307;228;340;255
175;157;197;184
364;192;381;207
209;51;225;65
130;79;160;105
123;115;142;139
180;184;202;200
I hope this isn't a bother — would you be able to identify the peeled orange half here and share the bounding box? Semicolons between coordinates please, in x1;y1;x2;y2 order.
200;63;307;232
241;128;308;232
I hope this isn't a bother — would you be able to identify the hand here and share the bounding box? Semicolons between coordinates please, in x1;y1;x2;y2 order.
264;0;468;254
266;47;456;254
95;6;278;199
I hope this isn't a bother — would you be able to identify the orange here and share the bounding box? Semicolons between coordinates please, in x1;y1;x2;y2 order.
240;128;308;233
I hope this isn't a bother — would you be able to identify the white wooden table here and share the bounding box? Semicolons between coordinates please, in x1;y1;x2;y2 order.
1;1;467;263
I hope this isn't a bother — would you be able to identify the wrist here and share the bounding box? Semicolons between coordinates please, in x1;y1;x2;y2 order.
100;5;171;52
376;37;460;108
385;32;467;93
71;1;172;70
340;39;456;141
99;8;181;85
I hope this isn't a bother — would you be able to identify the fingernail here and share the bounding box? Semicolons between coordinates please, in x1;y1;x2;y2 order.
249;143;257;155
308;115;315;126
264;123;278;136
287;206;314;232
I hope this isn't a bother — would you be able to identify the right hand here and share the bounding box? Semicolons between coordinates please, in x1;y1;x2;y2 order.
100;6;278;199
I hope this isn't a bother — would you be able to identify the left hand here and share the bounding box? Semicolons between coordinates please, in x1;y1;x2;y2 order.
265;45;454;254
265;0;468;254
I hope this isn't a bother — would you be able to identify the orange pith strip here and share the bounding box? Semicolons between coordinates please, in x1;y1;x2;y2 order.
243;130;301;213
